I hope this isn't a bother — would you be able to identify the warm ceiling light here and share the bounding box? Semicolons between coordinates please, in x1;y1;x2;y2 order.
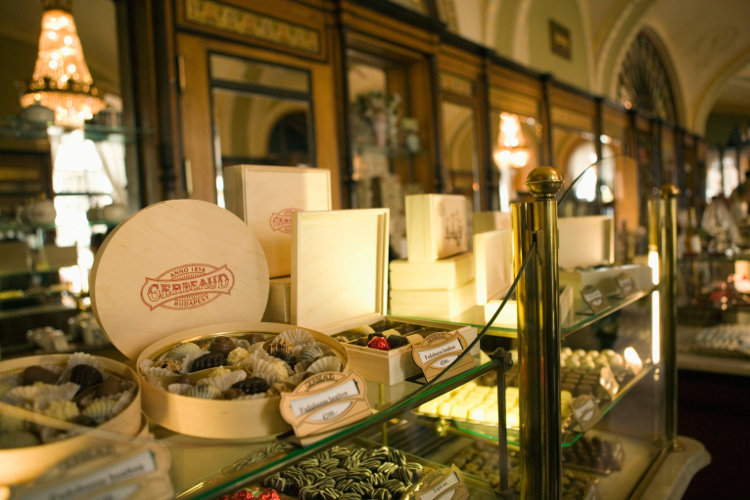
20;0;104;128
494;112;529;169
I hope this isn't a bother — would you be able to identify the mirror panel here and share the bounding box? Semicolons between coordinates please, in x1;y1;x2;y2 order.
489;111;541;210
209;53;314;206
441;101;480;212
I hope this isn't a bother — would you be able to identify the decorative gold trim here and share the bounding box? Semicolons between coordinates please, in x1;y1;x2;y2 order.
440;73;474;97
184;0;321;55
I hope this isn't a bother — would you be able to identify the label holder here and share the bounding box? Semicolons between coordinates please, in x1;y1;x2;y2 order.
415;464;469;500
580;284;609;314
279;371;372;440
412;331;476;382
614;272;636;296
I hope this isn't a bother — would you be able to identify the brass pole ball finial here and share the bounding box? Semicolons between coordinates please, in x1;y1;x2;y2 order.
660;185;680;198
526;166;563;199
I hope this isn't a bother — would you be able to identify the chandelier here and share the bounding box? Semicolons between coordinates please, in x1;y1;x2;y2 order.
20;0;105;128
493;112;530;169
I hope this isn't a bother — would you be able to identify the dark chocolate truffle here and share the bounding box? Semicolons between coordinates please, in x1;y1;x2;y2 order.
209;336;235;355
189;352;227;372
70;364;103;394
21;365;58;385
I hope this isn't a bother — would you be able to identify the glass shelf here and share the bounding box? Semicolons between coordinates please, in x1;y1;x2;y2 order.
0;116;143;141
562;287;657;338
392;306;517;338
179;356;498;499
680;252;750;262
417;363;655;450
393;286;658;341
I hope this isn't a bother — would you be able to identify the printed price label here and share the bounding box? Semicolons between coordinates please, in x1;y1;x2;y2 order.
614;272;635;295
580;285;609;313
412;331;475;382
571;394;602;432
416;465;469;500
280;371;371;438
12;442;173;500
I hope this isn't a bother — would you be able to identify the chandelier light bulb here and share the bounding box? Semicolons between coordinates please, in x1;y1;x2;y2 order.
20;2;105;128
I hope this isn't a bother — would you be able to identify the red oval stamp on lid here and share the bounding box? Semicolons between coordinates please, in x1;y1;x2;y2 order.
140;263;235;311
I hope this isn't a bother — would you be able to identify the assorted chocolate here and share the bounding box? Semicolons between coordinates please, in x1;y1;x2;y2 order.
333;320;446;351
692;324;750;358
450;440;598;498
263;445;423;500
560;348;627;373
563;435;625;474
0;353;136;449
139;328;345;400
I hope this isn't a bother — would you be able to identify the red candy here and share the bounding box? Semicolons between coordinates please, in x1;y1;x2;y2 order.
257;489;280;500
224;490;254;500
368;336;390;351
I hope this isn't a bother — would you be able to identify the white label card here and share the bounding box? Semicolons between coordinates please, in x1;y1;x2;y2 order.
288;379;360;418
417;339;463;365
571;394;602;432
415;465;469;500
21;450;156;500
615;272;635;295
581;285;609;313
280;371;372;439
419;472;459;500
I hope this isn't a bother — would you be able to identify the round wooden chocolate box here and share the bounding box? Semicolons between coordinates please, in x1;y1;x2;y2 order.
90;200;348;439
0;354;142;485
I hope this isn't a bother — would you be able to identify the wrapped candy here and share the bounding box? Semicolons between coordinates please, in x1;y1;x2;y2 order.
368;336;390;351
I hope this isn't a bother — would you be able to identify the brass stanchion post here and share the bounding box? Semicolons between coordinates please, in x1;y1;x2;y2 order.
659;185;680;448
514;167;563;499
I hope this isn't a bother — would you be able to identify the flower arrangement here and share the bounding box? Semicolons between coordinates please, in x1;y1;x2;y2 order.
355;90;402;146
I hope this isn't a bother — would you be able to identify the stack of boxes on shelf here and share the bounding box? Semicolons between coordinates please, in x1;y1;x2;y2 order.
224;168;477;386
471;212;517;326
557;215;651;314
389;195;517;322
389;194;475;319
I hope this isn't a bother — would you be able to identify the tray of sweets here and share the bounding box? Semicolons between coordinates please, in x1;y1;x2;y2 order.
690;324;750;359
562;435;625;476
448;440;599;498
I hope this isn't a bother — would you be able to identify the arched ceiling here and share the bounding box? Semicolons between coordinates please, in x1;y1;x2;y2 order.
455;0;750;134
2;0;748;136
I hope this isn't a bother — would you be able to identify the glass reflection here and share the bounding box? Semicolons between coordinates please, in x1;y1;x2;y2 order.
209;54;313;206
442;101;479;212
490;112;541;211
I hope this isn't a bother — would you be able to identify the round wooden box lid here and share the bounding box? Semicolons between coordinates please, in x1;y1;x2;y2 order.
90;199;269;359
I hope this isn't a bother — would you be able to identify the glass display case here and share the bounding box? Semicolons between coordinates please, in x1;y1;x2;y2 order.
0;167;704;500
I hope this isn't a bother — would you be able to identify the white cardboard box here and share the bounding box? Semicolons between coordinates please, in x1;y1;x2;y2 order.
223;165;331;278
389;252;474;290
389;280;476;319
291;208;476;384
558;215;614;269
474;229;513;304
560;264;653;311
473;211;511;234
406;194;469;262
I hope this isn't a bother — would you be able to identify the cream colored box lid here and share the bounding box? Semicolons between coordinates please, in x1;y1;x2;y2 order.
291;208;389;333
223;165;332;278
90;199;270;360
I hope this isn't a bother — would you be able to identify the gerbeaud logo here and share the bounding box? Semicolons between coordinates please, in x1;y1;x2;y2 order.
140;263;235;311
269;207;301;233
